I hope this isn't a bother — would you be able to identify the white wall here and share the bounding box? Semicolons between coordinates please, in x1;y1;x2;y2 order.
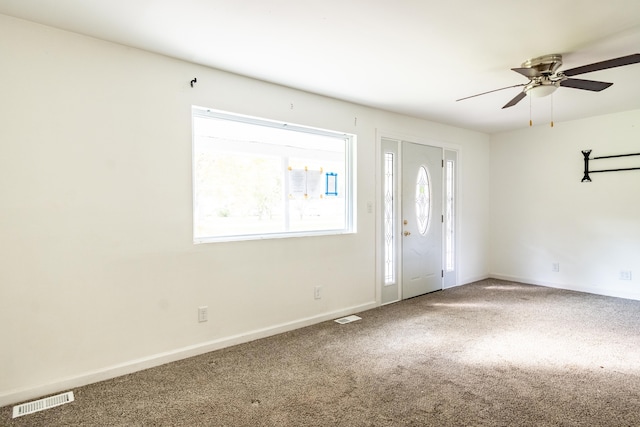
490;110;640;300
0;15;490;406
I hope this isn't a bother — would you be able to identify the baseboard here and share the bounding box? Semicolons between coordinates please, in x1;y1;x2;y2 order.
456;273;491;287
490;274;640;301
489;273;549;286
0;301;378;408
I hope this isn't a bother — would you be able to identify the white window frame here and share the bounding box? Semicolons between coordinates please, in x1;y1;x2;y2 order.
192;107;356;243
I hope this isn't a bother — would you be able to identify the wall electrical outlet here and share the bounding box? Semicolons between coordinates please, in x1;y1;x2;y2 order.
314;286;322;300
198;306;208;322
552;263;560;272
619;270;632;281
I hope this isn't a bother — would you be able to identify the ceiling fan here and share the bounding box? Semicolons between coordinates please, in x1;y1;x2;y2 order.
457;53;640;109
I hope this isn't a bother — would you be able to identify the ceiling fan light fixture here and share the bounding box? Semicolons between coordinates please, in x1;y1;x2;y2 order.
525;83;558;98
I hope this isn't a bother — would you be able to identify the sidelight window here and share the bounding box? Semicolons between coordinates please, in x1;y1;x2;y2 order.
384;152;395;284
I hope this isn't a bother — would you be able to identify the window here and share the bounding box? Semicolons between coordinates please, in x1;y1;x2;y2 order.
415;165;431;236
192;107;356;243
445;159;455;272
384;152;395;285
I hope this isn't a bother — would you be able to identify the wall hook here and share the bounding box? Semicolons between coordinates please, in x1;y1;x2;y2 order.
190;78;197;88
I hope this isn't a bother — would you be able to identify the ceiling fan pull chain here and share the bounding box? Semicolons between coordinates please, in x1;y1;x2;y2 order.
550;93;554;128
529;95;532;127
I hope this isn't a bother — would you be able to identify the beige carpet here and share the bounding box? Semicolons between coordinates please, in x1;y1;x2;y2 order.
4;279;640;426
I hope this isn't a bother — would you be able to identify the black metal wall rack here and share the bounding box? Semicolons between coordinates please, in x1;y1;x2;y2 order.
581;150;640;182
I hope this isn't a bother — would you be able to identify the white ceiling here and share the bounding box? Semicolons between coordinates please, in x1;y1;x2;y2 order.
2;0;640;134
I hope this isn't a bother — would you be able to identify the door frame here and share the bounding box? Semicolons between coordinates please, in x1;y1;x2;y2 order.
376;130;461;305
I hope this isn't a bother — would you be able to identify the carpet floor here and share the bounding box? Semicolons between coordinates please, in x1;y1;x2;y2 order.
3;279;640;426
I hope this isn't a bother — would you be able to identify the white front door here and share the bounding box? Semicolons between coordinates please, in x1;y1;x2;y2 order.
401;141;443;299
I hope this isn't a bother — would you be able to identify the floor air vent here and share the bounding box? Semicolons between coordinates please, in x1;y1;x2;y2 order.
12;391;75;418
334;315;362;324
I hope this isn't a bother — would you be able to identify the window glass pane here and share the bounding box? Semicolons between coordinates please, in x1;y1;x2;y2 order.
445;160;455;271
415;165;431;236
384;152;395;285
192;108;355;242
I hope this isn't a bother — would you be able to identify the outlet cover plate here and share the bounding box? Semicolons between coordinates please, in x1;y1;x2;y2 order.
198;306;208;322
620;271;632;281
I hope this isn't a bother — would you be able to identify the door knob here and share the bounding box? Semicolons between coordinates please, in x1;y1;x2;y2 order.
403;231;411;236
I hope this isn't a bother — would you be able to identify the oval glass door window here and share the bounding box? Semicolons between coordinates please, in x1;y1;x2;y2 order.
415;165;431;235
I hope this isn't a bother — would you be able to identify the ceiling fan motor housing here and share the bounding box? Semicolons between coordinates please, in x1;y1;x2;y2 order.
522;54;565;97
521;54;563;75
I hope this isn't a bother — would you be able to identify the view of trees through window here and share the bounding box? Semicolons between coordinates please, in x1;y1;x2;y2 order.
192;108;355;242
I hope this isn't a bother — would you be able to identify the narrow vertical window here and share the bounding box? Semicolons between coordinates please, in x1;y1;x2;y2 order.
415;166;431;236
384;152;395;285
445;160;455;271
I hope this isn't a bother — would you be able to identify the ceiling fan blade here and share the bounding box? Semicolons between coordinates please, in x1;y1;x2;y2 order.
502;91;526;109
560;78;613;91
563;53;640;77
456;83;527;102
511;67;540;78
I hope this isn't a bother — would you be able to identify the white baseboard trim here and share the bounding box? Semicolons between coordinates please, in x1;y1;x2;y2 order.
490;274;640;301
458;274;491;287
441;274;490;290
0;301;378;408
